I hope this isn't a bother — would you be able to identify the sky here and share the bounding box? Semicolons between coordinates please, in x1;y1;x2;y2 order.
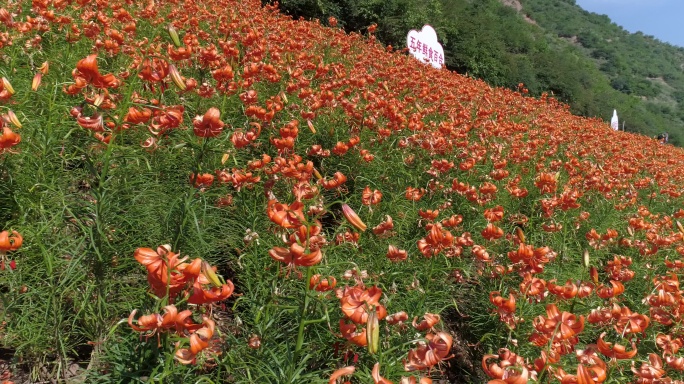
574;0;684;48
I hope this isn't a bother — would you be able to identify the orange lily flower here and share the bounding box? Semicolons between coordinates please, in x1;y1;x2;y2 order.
0;127;21;151
189;318;215;355
151;105;184;134
532;304;584;342
124;107;153;124
0;229;21;270
387;311;409;325
656;333;682;355
417;223;454;257
614;306;650;335
329;366;355;384
484;206;504;222
159;305;196;335
489;291;516;315
373;215;394;236
74;54;120;89
481;223;504;241
310;274;337;292
340;319;367;347
128;310;162;334
469;245;489;262
132;246;194;300
412;313;440;331
190;173;214;188
362;186;382;206
321;171;347;190
632;354;666;382
441;214;463;228
482;349;526;381
193;107;225;138
372;363;393;384
0;230;22;252
418;209;439;221
267;200;305;229
175;317;216;365
535;172;558;194
596;332;637;359
547;279;578;300
405;186;426;201
269;242;322;268
187;279;235;305
403;332;453;371
339;285;386;324
128;305;197;337
387;245;408;262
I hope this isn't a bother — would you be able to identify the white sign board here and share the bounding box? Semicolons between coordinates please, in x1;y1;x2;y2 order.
407;25;444;69
610;109;618;131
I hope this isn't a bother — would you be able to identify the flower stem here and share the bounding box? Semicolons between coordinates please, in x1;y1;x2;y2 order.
294;266;314;360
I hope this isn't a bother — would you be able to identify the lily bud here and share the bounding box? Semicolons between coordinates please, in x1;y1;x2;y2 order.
366;310;379;354
515;227;525;243
2;77;15;95
167;24;181;47
589;266;599;284
93;93;105;107
583;249;590;269
6;110;21;128
202;260;223;288
677;221;684;235
627;226;634;237
342;204;367;232
38;61;49;75
313;168;322;180
307;119;316;134
168;64;186;91
32;72;42;91
279;90;288;104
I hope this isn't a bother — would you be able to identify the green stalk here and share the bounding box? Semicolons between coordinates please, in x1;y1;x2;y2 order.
294;266;314;359
173;137;210;249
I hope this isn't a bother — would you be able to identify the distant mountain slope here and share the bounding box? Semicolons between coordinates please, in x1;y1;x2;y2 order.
269;0;684;144
518;0;684;135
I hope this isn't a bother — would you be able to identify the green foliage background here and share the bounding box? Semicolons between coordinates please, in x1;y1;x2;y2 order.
268;0;684;145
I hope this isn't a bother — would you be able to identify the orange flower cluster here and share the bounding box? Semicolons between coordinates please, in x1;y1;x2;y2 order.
552;347;607;384
65;54;120;94
482;348;530;383
129;244;234;365
416;223;455;258
403;332;453;371
132;245;234;304
128;305;218;365
490;292;518;328
334;279;451;374
530;304;585;354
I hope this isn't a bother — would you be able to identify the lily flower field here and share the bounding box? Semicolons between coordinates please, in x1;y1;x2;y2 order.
2;0;684;382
